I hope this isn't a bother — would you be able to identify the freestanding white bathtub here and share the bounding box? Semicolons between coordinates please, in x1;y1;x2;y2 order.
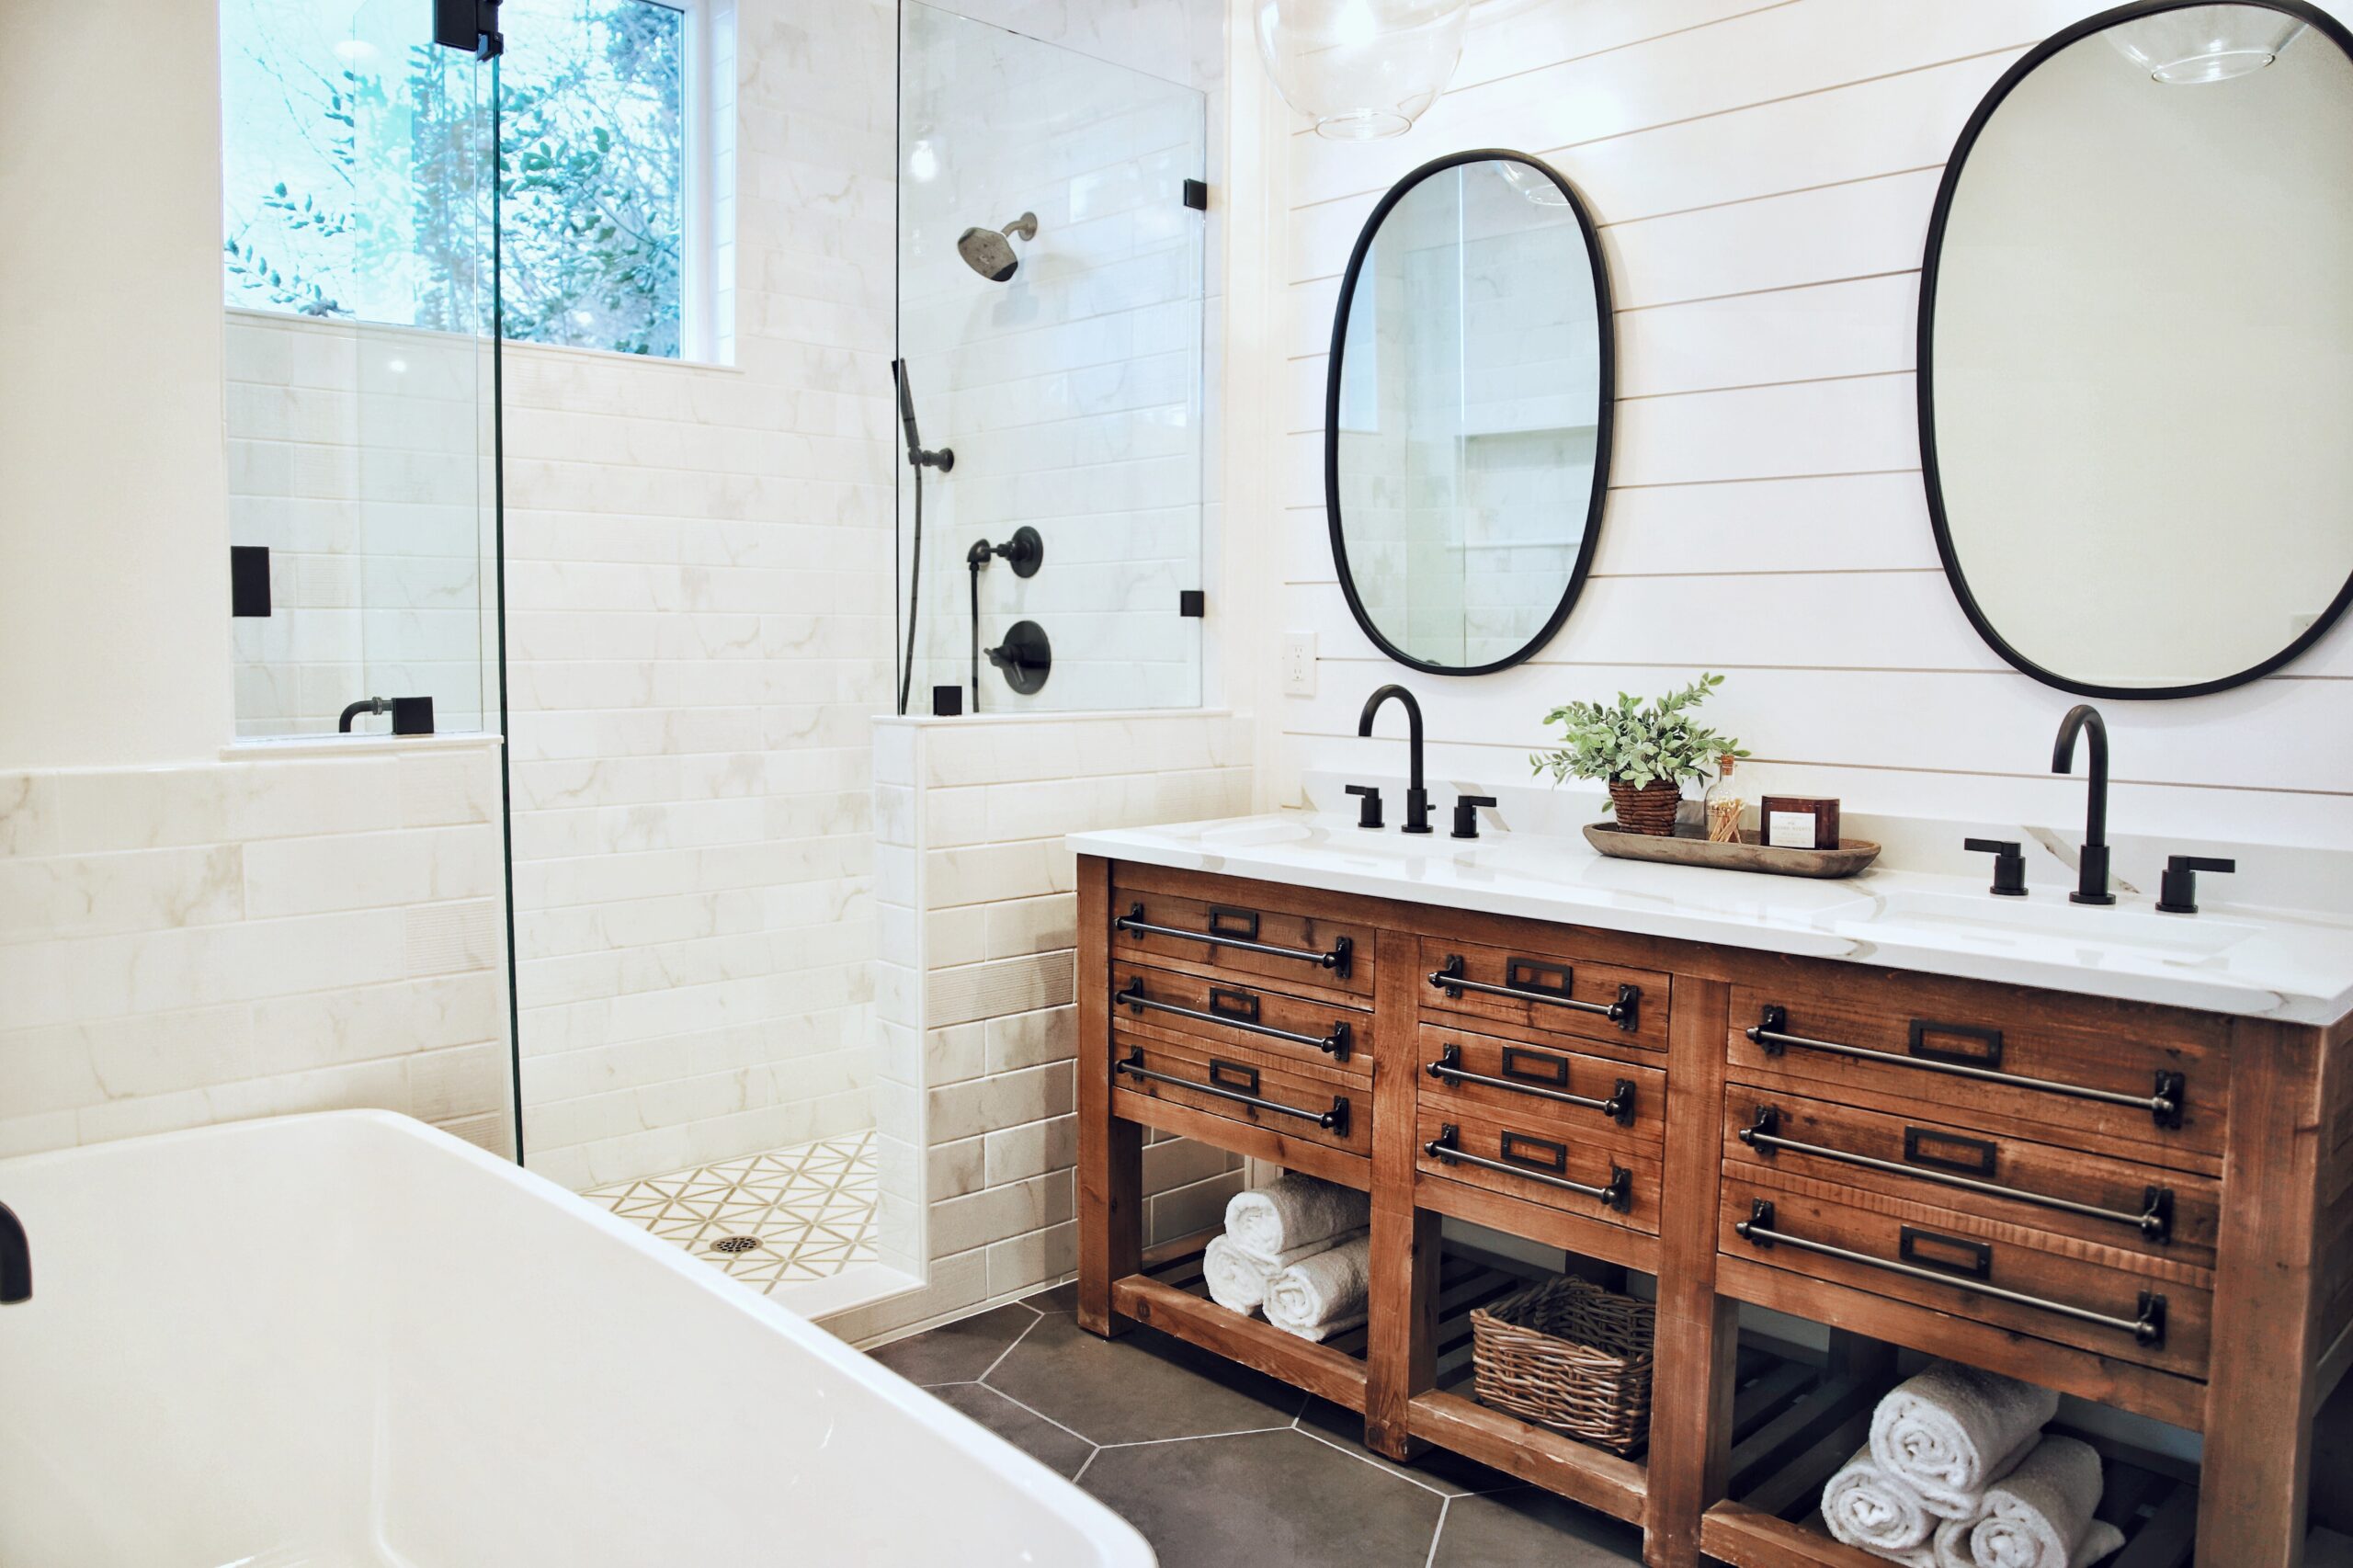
0;1111;1154;1568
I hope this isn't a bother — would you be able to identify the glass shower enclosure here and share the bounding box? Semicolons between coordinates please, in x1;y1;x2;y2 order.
894;3;1209;715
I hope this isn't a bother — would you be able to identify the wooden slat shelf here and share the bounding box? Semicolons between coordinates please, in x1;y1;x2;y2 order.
1698;1343;2200;1568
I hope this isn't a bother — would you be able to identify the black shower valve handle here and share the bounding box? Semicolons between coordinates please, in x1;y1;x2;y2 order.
1963;837;2029;897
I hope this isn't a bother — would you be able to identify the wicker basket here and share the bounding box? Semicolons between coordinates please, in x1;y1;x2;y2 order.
1607;778;1682;836
1469;1276;1656;1455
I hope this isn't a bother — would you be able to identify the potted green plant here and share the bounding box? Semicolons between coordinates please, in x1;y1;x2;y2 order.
1529;674;1747;836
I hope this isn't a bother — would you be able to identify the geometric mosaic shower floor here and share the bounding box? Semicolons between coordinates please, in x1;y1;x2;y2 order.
585;1131;878;1293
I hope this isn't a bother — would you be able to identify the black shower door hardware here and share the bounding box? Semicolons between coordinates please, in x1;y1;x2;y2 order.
1745;1005;2185;1128
1115;902;1353;978
1113;1048;1347;1132
1427;954;1641;1033
1423;1124;1631;1210
1734;1199;2167;1347
230;546;272;617
1425;1042;1635;1126
1115;976;1351;1060
1739;1107;2174;1244
1179;589;1205;617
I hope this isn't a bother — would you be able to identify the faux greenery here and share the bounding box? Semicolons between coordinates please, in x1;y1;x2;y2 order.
1529;674;1747;802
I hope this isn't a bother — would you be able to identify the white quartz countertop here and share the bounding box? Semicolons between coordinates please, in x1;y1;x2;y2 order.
1069;812;2353;1025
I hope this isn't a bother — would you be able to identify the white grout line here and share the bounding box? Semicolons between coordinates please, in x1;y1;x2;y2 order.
1087;1420;1302;1453
974;1307;1045;1385
1285;1417;1458;1500
980;1387;1109;1451
1423;1495;1452;1568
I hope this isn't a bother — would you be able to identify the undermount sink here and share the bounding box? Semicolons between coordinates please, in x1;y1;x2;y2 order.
1860;887;2263;960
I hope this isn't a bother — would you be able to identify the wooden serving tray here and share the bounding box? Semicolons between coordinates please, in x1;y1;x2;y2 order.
1582;823;1879;879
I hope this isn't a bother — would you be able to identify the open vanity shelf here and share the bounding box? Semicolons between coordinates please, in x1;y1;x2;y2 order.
1075;854;2348;1568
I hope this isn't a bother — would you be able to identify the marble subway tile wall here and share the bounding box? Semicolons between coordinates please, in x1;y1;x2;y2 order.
224;312;494;737
839;710;1252;1341
0;743;512;1158
1264;0;2353;847
895;0;1219;715
503;0;900;1192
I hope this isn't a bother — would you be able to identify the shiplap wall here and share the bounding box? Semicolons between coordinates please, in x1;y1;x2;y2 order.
1263;0;2353;850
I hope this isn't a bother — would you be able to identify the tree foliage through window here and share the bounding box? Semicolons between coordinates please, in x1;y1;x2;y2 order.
222;0;687;358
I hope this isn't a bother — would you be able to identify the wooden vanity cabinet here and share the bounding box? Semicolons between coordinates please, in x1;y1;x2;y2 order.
1076;856;2349;1568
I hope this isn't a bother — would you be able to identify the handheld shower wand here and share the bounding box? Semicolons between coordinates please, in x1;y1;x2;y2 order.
892;359;952;717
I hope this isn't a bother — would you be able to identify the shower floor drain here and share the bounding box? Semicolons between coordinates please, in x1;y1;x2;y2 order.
710;1235;765;1255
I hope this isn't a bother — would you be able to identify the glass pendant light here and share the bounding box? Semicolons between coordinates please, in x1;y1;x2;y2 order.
1254;0;1470;140
2108;3;2305;84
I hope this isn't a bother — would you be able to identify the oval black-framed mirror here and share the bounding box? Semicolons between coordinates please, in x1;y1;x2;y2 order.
1921;0;2353;699
1325;149;1615;676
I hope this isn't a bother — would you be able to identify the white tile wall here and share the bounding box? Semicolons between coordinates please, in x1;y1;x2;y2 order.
224;312;495;738
1255;0;2353;850
836;708;1252;1341
506;0;901;1192
0;742;513;1159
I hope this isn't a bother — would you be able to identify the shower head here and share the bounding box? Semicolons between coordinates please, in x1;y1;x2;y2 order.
957;211;1038;282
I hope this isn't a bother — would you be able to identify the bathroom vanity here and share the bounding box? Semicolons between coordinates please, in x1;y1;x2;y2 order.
1072;816;2353;1568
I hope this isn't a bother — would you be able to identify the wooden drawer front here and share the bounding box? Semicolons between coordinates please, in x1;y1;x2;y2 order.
1415;1107;1661;1234
1111;1033;1370;1162
1110;960;1370;1081
1726;978;2223;1166
1111;883;1372;999
1722;1090;2219;1269
1418;937;1669;1055
1415;1025;1665;1154
1719;1174;2209;1379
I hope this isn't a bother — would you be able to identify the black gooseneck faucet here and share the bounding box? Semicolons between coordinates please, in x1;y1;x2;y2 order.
1;1199;28;1304
2052;704;2115;906
1358;684;1432;834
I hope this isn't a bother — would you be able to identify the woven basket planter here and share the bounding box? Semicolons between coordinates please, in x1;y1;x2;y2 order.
1469;1277;1656;1455
1607;778;1683;837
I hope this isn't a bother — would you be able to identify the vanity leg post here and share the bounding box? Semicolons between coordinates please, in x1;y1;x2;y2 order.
2199;1017;2329;1567
1645;977;1738;1568
1076;855;1142;1338
1368;927;1438;1459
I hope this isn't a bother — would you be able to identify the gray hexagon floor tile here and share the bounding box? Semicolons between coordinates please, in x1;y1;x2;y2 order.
1430;1486;1644;1565
925;1383;1095;1479
1081;1427;1442;1568
1295;1395;1524;1497
870;1302;1040;1387
983;1311;1303;1445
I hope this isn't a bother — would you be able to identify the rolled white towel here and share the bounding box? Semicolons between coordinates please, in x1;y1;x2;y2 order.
1823;1446;1939;1559
1943;1436;2125;1568
1871;1363;2058;1517
1263;1233;1371;1342
1200;1229;1365;1315
1224;1174;1370;1258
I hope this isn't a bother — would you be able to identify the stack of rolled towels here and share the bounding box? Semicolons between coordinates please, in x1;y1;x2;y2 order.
1200;1173;1371;1342
1823;1362;2126;1568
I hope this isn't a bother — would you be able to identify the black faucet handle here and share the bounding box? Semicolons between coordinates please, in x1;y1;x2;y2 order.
1451;795;1497;840
1345;784;1383;830
1963;837;2029;897
2156;856;2235;915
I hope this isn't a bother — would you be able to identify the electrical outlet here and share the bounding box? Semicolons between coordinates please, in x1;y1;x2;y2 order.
1280;631;1316;696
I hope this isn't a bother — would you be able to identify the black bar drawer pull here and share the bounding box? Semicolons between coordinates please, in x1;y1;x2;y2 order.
1740;1108;2175;1244
1117;977;1352;1061
1746;1005;2185;1129
1426;1042;1635;1125
1427;954;1640;1033
1735;1199;2166;1347
1115;1047;1348;1133
1118;902;1353;978
1423;1123;1631;1210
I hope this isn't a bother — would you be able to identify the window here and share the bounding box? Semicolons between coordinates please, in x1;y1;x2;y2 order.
222;0;710;358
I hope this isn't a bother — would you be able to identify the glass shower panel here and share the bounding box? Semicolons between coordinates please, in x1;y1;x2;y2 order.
221;0;498;736
896;5;1206;714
